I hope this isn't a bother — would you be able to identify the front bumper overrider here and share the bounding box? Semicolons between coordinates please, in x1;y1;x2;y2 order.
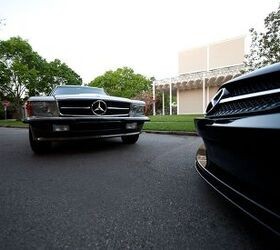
24;116;149;141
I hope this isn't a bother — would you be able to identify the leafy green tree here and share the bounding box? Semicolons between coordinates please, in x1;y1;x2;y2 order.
0;37;82;118
244;4;280;71
89;67;151;98
0;37;46;116
33;59;82;95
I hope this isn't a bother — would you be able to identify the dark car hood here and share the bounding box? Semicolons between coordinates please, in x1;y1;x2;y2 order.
54;94;132;103
220;62;280;90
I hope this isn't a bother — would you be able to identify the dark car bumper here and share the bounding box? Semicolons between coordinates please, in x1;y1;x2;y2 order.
195;113;280;235
24;116;149;141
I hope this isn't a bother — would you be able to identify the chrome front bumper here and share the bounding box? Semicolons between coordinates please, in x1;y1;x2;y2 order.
26;116;149;142
35;132;141;142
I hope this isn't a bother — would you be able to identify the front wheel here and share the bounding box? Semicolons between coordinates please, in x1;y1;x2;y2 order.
121;134;139;144
29;127;51;154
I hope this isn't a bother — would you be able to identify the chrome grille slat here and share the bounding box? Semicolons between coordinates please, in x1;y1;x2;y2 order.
59;114;129;117
60;106;91;109
107;107;129;110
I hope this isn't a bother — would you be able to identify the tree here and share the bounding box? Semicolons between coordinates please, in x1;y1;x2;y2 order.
244;4;280;71
0;37;82;118
0;37;46;117
133;90;162;116
34;59;82;95
89;67;151;98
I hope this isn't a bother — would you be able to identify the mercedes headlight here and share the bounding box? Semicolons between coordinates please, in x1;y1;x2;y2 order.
130;103;145;117
25;101;59;117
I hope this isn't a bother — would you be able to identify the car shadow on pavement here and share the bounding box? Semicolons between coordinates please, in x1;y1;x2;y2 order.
33;138;136;156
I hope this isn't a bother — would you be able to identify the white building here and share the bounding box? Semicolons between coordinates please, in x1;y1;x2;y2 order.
153;36;245;115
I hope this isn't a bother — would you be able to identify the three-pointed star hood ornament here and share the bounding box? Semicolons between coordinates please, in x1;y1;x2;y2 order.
91;100;107;116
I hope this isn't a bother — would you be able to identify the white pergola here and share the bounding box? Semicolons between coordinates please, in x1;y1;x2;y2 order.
152;64;243;115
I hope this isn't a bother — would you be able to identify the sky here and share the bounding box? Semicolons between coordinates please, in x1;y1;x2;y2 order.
0;0;279;83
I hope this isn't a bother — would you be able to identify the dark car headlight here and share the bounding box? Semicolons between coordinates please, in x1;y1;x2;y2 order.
130;103;145;117
25;101;59;117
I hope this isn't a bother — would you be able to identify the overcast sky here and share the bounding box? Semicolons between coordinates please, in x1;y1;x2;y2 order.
0;0;279;83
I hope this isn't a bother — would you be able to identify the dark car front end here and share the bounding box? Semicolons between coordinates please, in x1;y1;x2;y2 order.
195;63;280;235
24;86;149;152
26;97;147;141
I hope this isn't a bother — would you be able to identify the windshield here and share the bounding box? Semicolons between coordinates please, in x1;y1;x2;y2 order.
53;86;107;95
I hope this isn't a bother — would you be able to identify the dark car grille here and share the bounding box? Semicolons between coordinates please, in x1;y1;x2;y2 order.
207;93;280;118
58;100;131;117
228;79;280;97
206;73;280;118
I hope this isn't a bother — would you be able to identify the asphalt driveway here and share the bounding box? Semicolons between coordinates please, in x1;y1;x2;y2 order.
0;128;278;249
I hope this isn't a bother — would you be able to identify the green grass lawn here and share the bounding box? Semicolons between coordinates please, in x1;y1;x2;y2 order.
148;114;201;122
144;114;203;132
0;119;28;128
0;114;203;133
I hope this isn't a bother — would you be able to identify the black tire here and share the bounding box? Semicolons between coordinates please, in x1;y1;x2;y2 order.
29;127;51;154
121;134;139;144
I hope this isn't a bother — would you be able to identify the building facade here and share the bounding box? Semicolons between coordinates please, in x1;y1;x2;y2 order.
153;36;245;115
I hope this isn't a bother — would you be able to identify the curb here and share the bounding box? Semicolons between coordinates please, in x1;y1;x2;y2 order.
144;130;198;136
0;125;28;129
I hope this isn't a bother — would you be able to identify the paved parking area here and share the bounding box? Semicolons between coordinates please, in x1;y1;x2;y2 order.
0;128;278;248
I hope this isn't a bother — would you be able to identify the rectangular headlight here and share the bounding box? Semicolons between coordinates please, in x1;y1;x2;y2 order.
25;101;59;117
130;104;145;117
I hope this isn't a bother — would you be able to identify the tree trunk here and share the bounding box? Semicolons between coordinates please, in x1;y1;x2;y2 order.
14;98;23;120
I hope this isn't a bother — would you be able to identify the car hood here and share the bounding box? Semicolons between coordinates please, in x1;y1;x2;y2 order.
54;94;132;102
28;94;144;105
220;62;280;90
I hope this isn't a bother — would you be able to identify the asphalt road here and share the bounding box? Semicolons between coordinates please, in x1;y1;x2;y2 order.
0;128;278;249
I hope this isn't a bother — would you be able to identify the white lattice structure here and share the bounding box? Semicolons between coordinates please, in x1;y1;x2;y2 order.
155;64;243;90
